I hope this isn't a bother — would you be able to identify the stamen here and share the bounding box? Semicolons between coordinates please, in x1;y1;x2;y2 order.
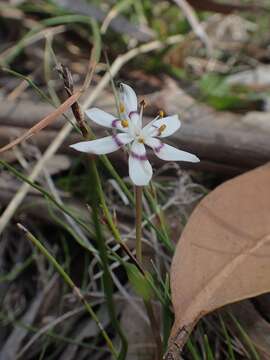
119;103;125;113
138;137;144;144
158;124;166;135
121;119;129;128
159;110;164;118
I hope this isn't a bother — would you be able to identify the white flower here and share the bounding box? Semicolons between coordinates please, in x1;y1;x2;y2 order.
70;83;199;186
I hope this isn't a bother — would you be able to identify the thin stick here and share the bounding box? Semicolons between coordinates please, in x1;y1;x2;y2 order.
173;0;212;54
135;186;143;264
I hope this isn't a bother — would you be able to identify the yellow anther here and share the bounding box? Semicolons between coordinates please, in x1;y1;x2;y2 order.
159;110;164;118
158;124;166;135
138;137;145;144
119;103;125;113
121;119;129;128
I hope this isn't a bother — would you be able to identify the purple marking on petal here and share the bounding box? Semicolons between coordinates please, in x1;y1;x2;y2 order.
112;134;124;147
111;119;120;128
154;142;165;153
131;151;148;161
129;111;138;119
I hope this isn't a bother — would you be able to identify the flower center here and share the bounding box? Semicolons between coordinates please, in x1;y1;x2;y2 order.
138;137;144;144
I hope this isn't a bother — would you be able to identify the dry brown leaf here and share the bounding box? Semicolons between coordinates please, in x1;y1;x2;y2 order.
0;91;81;154
166;163;270;359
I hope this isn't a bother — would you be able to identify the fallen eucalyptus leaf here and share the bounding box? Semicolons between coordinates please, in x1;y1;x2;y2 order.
166;163;270;359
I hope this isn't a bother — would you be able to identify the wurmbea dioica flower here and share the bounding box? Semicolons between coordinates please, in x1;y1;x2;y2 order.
70;84;199;186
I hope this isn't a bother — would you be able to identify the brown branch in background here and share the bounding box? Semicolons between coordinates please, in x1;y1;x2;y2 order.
0;126;81;154
0;100;65;129
2;106;270;176
0;91;81;154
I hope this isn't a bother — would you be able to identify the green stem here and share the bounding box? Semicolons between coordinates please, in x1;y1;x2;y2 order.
135;186;143;264
18;224;118;359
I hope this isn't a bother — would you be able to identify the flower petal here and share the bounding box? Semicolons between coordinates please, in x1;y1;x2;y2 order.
143;115;181;138
120;83;142;131
85;107;126;131
70;134;132;155
120;83;138;114
145;138;200;163
128;142;153;186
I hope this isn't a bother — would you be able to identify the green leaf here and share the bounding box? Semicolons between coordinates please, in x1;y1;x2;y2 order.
198;73;258;111
125;263;154;301
203;334;215;360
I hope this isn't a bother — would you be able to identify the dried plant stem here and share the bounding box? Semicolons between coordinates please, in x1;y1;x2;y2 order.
173;0;212;53
17;223;118;359
135;186;143;264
